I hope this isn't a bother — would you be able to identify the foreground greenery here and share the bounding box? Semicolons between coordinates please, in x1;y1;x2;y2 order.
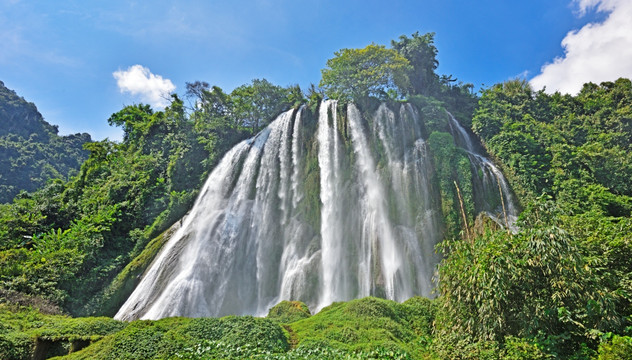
435;78;632;358
2;296;630;360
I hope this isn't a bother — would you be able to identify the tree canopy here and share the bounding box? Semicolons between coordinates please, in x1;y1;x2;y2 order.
319;44;412;101
391;31;440;96
318;33;476;125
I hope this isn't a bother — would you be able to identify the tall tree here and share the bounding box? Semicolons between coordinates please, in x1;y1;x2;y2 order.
391;32;440;96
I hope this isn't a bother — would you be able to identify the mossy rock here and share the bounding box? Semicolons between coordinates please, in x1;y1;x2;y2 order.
267;300;311;323
80;219;184;316
0;332;33;360
0;304;125;360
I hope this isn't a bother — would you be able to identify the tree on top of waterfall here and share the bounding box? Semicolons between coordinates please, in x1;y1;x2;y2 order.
230;79;301;132
391;32;441;96
392;32;477;125
319;43;412;102
318;33;475;120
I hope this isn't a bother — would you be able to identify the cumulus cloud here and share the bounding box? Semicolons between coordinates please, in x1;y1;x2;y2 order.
113;65;176;108
530;0;632;94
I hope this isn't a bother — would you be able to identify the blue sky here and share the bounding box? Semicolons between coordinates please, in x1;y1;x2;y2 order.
1;0;630;141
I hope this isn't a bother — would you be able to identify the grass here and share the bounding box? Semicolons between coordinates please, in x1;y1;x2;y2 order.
0;304;125;360
0;296;436;360
3;296;632;359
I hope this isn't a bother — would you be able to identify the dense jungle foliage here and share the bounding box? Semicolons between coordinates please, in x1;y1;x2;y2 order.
434;78;632;358
0;81;92;203
1;32;631;359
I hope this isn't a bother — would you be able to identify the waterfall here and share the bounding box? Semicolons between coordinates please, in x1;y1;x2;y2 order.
317;100;349;309
447;112;475;152
447;113;519;229
115;101;516;321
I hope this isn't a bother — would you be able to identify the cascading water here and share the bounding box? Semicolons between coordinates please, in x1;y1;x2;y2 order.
447;113;519;230
115;101;517;321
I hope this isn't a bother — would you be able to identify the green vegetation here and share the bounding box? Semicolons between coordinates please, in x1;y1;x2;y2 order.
471;78;632;211
0;81;91;203
320;44;412;101
5;295;628;359
1;32;631;359
0;304;125;360
434;78;632;358
0;80;302;317
267;301;311;324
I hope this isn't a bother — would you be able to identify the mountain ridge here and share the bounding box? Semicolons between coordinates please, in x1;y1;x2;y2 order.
0;80;92;203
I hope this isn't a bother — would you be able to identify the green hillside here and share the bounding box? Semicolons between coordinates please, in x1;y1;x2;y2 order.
0;81;91;203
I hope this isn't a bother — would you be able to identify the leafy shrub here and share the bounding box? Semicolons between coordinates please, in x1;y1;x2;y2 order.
288;297;429;356
0;332;33;360
58;315;288;359
598;335;632;360
503;336;549;360
267;300;311;323
344;296;397;318
400;296;436;337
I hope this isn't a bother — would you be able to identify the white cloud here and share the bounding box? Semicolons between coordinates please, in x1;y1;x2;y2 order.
575;0;616;14
113;65;175;108
530;0;632;94
513;70;530;80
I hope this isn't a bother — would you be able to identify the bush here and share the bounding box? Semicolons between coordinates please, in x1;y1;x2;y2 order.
503;336;549;360
0;332;33;360
267;300;311;323
598;335;632;360
287;297;429;356
59;315;288;359
436;198;611;354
